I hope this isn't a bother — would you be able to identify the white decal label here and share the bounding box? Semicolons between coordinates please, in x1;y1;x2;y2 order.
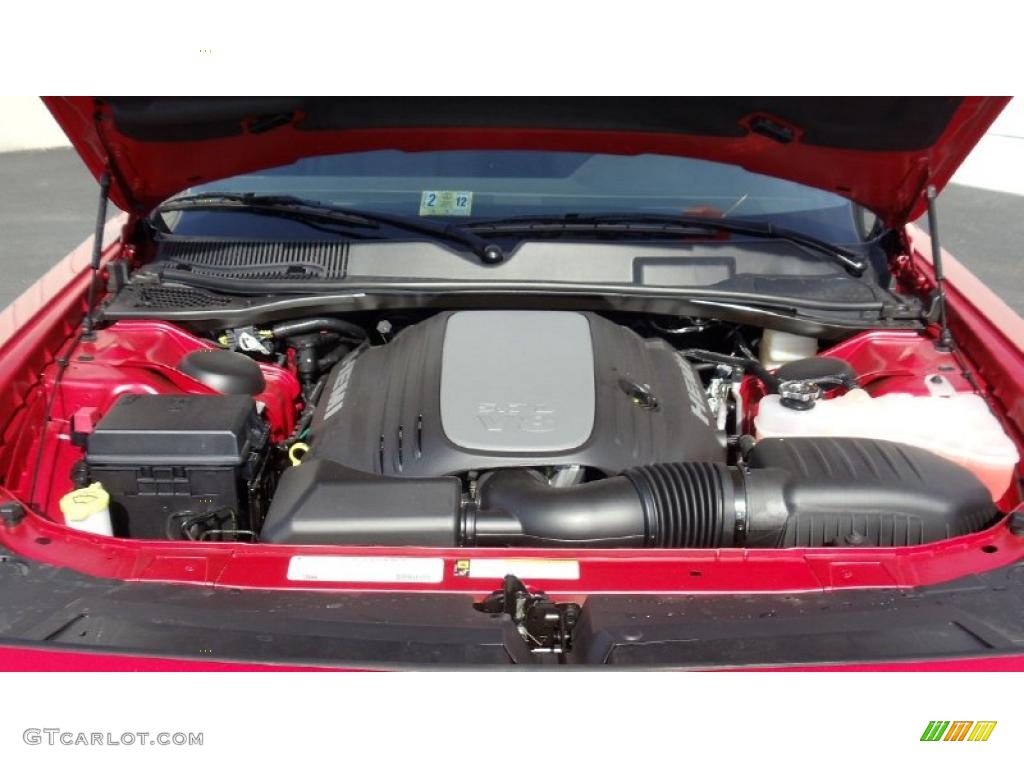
676;356;711;426
287;556;445;583
456;558;580;580
322;352;360;421
419;190;473;217
476;402;556;433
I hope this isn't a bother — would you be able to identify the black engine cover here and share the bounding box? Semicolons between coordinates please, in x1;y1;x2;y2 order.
308;311;723;476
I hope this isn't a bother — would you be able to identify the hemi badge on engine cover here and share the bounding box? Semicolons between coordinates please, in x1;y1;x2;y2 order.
455;559;580;580
287;556;444;584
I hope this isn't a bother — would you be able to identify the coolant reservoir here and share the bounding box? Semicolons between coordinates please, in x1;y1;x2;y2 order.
754;388;1020;500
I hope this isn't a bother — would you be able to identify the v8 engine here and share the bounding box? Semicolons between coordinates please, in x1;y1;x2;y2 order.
309;310;725;476
257;310;999;548
69;311;1005;550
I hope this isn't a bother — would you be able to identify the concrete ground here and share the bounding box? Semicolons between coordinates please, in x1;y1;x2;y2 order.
915;184;1024;315
0;148;121;307
0;147;1021;316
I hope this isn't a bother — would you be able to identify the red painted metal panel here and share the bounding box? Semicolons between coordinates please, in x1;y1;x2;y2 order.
42;97;1010;225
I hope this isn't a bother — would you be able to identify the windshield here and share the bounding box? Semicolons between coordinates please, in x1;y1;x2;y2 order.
166;150;865;244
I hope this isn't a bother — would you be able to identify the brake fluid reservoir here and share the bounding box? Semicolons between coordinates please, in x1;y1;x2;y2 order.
754;388;1020;501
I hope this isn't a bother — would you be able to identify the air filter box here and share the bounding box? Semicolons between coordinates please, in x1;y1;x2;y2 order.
86;394;271;539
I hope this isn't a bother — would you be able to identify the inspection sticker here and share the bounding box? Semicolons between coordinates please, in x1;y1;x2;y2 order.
287;556;445;583
456;558;580;580
419;190;473;216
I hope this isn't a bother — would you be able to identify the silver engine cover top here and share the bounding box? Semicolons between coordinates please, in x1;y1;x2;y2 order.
440;311;595;453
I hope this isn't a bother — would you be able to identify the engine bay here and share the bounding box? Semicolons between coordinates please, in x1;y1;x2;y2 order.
12;308;1019;553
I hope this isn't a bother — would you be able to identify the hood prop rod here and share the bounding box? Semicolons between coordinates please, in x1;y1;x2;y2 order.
925;184;955;352
27;172;110;510
81;171;111;339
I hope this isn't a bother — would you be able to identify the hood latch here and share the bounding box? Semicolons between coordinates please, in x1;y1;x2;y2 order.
475;574;580;656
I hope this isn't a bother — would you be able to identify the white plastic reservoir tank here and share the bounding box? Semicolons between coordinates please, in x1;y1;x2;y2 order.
59;482;114;536
755;388;1020;501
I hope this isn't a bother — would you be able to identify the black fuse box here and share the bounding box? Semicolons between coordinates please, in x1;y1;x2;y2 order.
86;394;272;539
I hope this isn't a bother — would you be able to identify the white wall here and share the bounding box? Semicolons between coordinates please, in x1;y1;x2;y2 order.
0;97;70;151
0;96;1021;195
950;98;1024;195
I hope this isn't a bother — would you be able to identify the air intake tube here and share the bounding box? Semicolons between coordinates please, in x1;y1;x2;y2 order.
462;438;998;549
463;464;760;548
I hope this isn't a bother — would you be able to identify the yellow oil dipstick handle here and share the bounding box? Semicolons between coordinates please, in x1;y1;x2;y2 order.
289;442;310;467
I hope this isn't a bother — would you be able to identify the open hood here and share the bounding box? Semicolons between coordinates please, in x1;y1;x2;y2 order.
44;96;1008;224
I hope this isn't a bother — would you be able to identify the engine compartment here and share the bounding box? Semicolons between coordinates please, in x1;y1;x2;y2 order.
9;309;1019;553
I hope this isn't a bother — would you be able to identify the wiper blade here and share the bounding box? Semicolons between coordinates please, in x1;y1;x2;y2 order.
157;193;381;227
465;213;868;276
155;193;505;264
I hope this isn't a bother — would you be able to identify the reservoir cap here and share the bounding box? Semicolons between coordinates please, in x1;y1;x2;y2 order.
60;482;110;522
178;349;266;395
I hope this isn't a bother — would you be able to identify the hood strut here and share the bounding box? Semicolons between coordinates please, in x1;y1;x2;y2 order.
81;171;111;339
925;184;955;352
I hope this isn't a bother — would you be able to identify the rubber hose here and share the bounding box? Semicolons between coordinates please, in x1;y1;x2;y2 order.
682;349;780;393
270;317;367;341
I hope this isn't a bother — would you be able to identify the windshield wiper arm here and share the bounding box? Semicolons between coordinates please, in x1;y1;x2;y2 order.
155;193;505;264
465;213;868;276
157;193;382;226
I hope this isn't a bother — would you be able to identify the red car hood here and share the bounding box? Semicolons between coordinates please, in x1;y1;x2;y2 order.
44;96;1008;224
